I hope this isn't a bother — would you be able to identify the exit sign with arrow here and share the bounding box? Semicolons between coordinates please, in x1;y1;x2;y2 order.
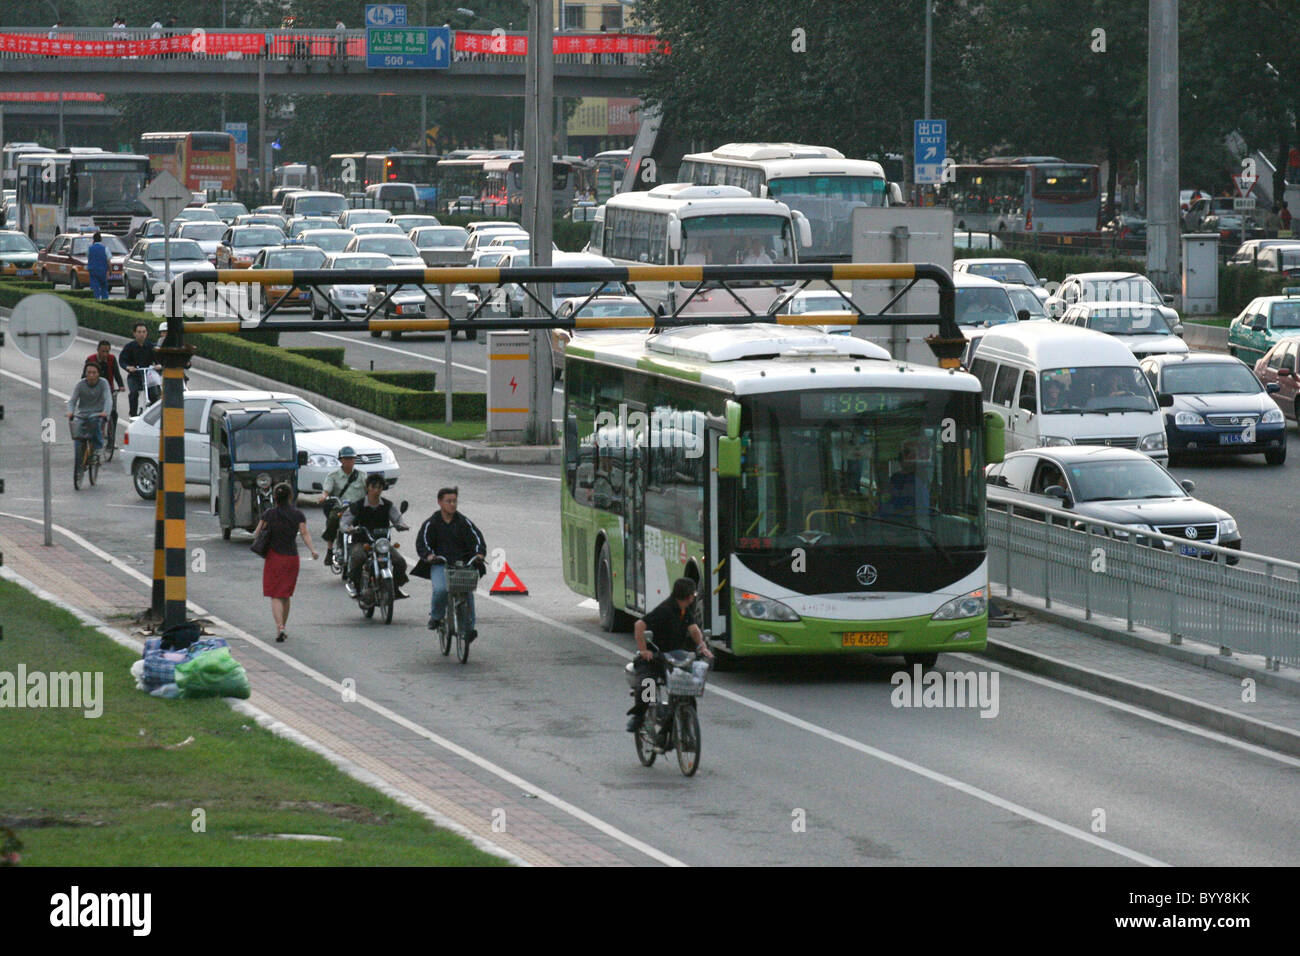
366;25;451;69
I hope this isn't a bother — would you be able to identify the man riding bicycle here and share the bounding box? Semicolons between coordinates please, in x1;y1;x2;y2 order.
66;360;112;463
626;578;713;733
84;340;124;446
416;487;487;642
340;473;411;599
319;445;367;567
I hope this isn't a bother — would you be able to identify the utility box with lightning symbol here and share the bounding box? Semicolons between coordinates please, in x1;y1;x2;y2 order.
486;331;532;442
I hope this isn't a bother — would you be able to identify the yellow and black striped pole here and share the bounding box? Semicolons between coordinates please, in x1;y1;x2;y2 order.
153;278;196;631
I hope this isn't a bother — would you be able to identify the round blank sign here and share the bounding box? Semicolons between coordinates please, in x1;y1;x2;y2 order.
10;293;78;361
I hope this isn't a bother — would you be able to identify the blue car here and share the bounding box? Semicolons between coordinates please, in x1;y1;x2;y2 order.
1139;352;1286;465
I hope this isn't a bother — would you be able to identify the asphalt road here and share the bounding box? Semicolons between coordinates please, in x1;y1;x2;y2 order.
3;321;1297;866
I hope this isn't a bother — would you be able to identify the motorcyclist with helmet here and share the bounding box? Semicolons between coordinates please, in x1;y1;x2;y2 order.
319;445;367;566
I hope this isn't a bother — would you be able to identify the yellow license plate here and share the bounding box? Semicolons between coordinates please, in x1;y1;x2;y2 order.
842;631;890;647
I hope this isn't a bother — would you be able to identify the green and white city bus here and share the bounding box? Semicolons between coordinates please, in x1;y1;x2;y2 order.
562;324;994;663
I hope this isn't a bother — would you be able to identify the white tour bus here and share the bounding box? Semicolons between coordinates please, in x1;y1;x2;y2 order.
16;149;152;245
677;143;901;262
3;142;54;190
590;183;812;317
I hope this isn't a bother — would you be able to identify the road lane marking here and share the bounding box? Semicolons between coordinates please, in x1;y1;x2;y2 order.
0;511;682;867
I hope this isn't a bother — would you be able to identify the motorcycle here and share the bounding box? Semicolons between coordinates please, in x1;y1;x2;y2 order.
346;501;408;625
625;639;710;777
323;496;351;579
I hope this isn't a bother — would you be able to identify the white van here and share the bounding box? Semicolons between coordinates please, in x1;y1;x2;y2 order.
969;323;1171;461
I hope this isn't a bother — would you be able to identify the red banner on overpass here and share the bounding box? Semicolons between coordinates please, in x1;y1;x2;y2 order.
0;91;106;102
454;32;665;56
0;31;266;57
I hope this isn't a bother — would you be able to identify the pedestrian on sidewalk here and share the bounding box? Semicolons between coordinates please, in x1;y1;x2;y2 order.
253;482;317;643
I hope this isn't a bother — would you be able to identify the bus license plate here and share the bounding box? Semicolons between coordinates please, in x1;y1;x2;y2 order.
1219;433;1245;444
842;631;889;647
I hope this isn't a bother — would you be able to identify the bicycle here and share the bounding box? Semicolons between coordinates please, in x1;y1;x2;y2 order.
628;639;709;777
435;558;483;664
71;417;104;490
102;390;120;463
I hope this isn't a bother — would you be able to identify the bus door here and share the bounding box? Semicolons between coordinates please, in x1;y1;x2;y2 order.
705;426;732;643
623;411;647;615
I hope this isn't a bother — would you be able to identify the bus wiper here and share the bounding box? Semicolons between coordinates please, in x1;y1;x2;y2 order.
843;512;955;568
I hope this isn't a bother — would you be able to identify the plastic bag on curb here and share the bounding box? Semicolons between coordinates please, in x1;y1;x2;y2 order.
150;683;180;699
175;648;250;700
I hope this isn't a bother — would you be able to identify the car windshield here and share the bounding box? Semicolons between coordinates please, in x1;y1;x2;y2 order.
234;228;284;248
292;195;347;217
1006;286;1046;317
359;237;418;257
1269;301;1300;328
355;224;404;235
207;203;247;218
556;278;627;299
1083;306;1172;335
177;209;220;222
414;227;468;248
967;261;1037;284
491;235;530;248
344;211;391;224
1066;459;1185;502
576;302;652;317
1039;366;1157;413
301;231;353;252
475;251;508;267
179;223;227;241
263;249;327;269
393;216;439;230
0;233;37;254
955;286;1017;327
277;400;336;431
146;240;205;261
1161;362;1262;394
1080;277;1163;305
791;294;852;313
331;255;392;271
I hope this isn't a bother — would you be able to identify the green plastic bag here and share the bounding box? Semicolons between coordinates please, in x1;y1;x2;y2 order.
175;647;251;700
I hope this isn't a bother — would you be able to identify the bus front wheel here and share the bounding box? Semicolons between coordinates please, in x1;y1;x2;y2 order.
903;653;939;669
597;542;634;633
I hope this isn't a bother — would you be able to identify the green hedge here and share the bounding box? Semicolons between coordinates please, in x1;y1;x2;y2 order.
284;346;346;367
430;392;487;417
369;369;437;391
1218;266;1292;315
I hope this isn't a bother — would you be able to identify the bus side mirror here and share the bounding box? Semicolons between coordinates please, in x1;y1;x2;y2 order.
984;411;1005;464
716;437;742;478
888;182;904;205
725;399;741;439
667;218;682;251
793;210;812;248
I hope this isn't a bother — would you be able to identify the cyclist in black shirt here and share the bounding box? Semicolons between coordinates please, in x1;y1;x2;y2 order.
626;577;712;733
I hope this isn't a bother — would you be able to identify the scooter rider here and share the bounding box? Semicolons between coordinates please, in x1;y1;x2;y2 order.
415;486;486;640
626;578;713;733
339;473;410;599
319;446;366;566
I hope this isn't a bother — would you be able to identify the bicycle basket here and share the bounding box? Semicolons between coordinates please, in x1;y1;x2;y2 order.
666;665;706;697
446;566;480;593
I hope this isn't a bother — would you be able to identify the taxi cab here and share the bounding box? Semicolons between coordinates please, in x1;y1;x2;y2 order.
0;231;39;277
249;243;327;311
1227;289;1300;364
37;232;128;288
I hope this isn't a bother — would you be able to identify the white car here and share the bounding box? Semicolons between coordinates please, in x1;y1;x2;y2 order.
1058;301;1189;358
1046;271;1180;328
120;390;400;499
343;234;424;269
169;221;227;262
351;222;406;237
339;208;393;230
773;289;856;334
953;257;1050;304
312;252;395;320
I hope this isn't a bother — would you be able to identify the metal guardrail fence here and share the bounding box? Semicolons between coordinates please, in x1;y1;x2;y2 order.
988;499;1300;668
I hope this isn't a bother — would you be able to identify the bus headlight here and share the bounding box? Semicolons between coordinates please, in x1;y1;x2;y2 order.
736;591;801;622
1140;432;1167;451
931;588;986;621
1042;435;1074;446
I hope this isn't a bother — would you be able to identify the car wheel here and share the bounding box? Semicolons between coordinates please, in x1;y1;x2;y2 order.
1266;445;1286;466
390;330;403;341
69;271;80;290
132;458;158;500
464;330;478;342
40;268;52;283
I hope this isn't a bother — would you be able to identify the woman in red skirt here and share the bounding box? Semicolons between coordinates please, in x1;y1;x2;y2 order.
253;482;318;643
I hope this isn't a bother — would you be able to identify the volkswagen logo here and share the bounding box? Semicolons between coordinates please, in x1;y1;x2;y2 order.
1185;526;1198;539
856;564;878;586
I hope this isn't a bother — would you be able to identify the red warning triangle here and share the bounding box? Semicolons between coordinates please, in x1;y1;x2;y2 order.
490;562;529;595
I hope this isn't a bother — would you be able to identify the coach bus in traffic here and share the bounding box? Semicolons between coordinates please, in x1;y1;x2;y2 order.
139;131;237;196
364;152;440;202
591;183;812;316
593;148;630;200
561;323;992;662
939;156;1101;234
2;142;53;190
17;149;152;244
434;154;587;217
677;143;899;262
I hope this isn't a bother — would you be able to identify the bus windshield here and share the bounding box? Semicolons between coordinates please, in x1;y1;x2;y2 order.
680;215;794;277
738;389;985;555
1033;165;1096;199
70;163;149;216
767;175;887;205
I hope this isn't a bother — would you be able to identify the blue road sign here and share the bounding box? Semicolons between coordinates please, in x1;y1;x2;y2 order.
366;26;451;69
365;5;408;28
914;119;947;185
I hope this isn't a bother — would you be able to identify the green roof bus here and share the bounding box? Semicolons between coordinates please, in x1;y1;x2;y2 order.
562;323;991;663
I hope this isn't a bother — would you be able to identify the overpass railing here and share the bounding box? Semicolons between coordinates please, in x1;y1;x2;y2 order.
0;28;658;66
989;497;1299;668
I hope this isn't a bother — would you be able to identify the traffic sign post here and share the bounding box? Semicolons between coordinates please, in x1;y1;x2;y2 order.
366;26;451;69
140;170;193;318
11;294;77;546
913;119;947;185
225;122;248;171
1233;172;1257;197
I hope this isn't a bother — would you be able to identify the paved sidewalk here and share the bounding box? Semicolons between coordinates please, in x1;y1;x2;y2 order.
0;515;646;865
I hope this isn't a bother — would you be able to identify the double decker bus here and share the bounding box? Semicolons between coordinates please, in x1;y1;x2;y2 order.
17;150;151;243
561;319;992;661
678;144;898;262
364;152;440;201
940;156;1101;234
139;131;237;195
591;183;812;316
